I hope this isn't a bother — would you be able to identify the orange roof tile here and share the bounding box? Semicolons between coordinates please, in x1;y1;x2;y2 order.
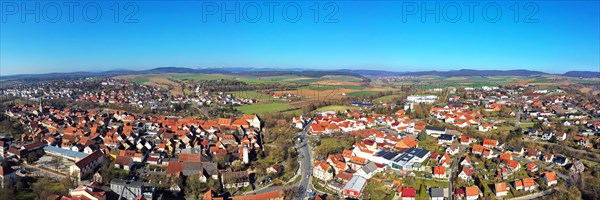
434;166;445;175
465;186;479;196
541;171;557;182
495;182;507;193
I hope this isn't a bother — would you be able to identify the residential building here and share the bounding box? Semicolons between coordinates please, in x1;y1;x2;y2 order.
111;179;155;200
222;171;250;189
313;161;334;181
430;187;445;200
65;182;106;200
465;186;481;200
401;187;416;200
70;150;105;181
541;171;558;186
494;182;508;197
425;126;446;137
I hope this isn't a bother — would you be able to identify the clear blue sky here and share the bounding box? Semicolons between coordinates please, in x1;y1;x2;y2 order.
1;1;599;75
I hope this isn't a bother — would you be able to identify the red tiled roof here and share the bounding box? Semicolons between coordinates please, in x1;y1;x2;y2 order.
401;187;416;198
75;151;103;169
495;182;507;193
166;162;184;175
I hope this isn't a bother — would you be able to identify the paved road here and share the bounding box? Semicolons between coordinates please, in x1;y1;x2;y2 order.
449;144;469;200
508;189;554;200
295;121;314;200
575;106;598;121
515;108;521;129
242;121;314;199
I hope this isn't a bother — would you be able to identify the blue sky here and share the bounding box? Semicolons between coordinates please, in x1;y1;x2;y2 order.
1;1;599;75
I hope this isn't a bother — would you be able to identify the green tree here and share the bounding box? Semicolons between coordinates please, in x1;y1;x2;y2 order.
418;130;427;141
231;160;245;171
549;136;558;143
185;174;209;199
212;154;228;168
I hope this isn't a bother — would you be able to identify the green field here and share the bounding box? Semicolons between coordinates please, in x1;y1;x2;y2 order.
228;90;271;101
347;91;380;96
236;103;295;114
321;75;364;82
130;78;150;83
291;78;322;83
282;109;304;115
315;105;358;112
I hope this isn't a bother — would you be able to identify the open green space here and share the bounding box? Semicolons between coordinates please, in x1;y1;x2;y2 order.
304;84;365;91
315;105;358;112
363;179;396;200
228;90;271;101
314;137;355;157
129;78;150;83
321;75;364;82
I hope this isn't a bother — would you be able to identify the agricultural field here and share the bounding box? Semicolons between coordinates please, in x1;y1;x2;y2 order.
347;91;380;97
228;90;271;101
171;74;232;80
130;78;149;84
115;74;183;95
315;105;359;112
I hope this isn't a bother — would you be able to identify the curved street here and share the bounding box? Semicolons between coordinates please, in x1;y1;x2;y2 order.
243;121;314;199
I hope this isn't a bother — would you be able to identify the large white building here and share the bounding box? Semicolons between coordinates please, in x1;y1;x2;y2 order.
406;95;439;104
390;148;431;171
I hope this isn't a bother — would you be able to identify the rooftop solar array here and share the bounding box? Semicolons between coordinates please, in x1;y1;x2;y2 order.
392;148;430;163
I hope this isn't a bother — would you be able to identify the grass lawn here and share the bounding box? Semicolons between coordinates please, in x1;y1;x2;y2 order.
581;159;598;168
228;90;271;101
418;135;440;152
520;123;534;129
510;169;530;180
315;105;359;112
16;190;37;200
236;103;295;114
282;109;304;115
347;91;380;97
363;179;395;200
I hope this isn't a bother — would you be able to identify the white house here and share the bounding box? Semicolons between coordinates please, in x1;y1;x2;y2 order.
356;162;379;179
313;161;334;181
